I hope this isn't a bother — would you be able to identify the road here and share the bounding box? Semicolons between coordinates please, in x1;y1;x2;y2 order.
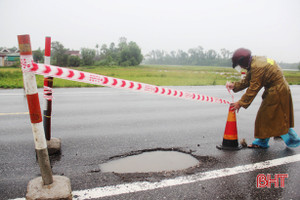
1;86;300;200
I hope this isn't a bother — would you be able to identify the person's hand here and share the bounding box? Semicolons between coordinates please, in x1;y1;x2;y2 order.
226;81;234;90
230;102;241;113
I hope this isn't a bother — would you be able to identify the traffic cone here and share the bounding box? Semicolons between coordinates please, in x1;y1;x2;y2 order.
216;105;242;150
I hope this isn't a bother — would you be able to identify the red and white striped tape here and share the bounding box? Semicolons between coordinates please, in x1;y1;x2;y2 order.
20;60;230;104
43;86;54;100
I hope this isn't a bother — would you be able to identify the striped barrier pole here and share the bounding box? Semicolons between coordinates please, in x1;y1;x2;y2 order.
22;62;231;105
18;34;53;185
43;36;53;140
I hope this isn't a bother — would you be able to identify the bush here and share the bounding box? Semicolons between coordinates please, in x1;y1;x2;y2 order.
68;56;80;67
9;60;21;68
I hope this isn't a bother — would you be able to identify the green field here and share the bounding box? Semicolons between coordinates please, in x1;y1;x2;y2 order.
1;65;300;89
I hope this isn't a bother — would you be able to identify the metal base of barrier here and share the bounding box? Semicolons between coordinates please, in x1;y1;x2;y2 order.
26;175;72;200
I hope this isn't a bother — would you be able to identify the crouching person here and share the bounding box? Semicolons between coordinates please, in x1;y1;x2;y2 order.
226;48;300;148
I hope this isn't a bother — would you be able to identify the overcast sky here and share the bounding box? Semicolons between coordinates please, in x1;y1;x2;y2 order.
1;0;299;63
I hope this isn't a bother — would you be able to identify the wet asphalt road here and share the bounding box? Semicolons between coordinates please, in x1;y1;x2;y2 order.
1;86;300;200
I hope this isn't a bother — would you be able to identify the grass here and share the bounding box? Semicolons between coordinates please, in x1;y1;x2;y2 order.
283;71;300;85
1;65;300;89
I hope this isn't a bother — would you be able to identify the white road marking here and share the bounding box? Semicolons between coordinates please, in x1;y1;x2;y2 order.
8;153;300;200
0;90;130;96
0;112;29;116
72;154;300;199
0;93;26;96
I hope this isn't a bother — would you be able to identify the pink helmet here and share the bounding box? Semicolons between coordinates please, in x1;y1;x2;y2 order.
232;48;251;68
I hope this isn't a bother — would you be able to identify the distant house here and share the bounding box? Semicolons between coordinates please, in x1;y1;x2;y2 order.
66;50;81;58
0;48;20;66
0;54;5;66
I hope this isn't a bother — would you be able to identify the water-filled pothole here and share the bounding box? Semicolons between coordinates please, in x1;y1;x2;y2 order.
100;150;199;173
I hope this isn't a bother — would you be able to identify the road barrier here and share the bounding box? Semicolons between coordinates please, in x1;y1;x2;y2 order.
18;34;232;199
21;61;231;105
18;35;53;185
42;36;61;156
43;36;53;140
18;35;72;199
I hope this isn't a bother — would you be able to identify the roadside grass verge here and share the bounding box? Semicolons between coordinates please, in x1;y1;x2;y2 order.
1;65;299;89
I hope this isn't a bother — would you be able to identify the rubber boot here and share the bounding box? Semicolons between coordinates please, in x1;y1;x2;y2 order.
281;128;300;148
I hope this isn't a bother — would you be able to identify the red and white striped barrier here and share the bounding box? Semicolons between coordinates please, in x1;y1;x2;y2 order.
43;36;53;100
21;60;230;104
18;34;53;185
43;36;53;141
20;61;230;104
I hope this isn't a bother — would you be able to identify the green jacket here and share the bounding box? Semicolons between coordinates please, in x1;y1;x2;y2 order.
233;56;294;138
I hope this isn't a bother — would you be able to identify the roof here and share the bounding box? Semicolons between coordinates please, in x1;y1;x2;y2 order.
0;48;10;53
66;50;80;55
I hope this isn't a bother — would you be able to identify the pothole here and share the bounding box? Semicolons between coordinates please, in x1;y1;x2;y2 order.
99;150;199;173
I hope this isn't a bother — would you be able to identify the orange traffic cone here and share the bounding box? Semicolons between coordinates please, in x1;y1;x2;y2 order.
216;105;242;150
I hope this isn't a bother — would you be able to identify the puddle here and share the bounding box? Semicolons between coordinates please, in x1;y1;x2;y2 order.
99;150;199;173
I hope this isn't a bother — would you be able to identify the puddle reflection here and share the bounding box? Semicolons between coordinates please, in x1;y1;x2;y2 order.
100;151;199;173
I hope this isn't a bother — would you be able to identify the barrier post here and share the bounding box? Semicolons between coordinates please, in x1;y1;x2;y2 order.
18;34;53;185
43;36;53;140
18;34;72;200
43;36;61;155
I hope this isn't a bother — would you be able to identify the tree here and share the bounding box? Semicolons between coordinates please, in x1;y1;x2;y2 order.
95;44;99;56
144;46;232;66
118;37;127;50
33;48;44;63
100;44;108;57
220;48;231;59
187;46;205;65
68;55;81;67
109;42;118;61
95;37;143;66
298;63;300;71
51;41;69;66
206;49;217;60
81;48;96;66
176;50;188;65
118;41;143;66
